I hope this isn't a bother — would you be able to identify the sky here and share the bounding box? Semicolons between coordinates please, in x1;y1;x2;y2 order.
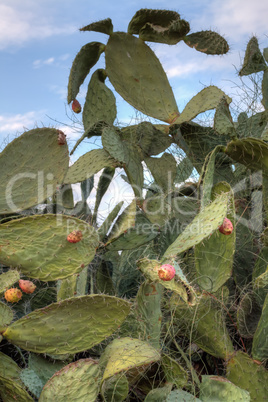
1;0;268;212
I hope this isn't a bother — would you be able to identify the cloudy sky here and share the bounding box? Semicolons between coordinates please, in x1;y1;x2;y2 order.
1;0;267;159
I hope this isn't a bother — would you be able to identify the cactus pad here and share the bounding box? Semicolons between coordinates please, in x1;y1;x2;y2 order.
67;42;105;103
83;69;117;132
3;295;131;354
100;337;160;380
80;18;113;34
63;149;117;184
105;32;179;123
199;375;250;401
0;214;99;281
162;192;229;261
39;359;100;401
0;128;68;214
173;86;232;125
183;30;229;55
239;36;267;76
0;269;20;295
0;302;14;331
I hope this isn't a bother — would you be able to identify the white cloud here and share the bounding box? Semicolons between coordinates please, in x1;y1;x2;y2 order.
195;0;268;42
0;3;76;50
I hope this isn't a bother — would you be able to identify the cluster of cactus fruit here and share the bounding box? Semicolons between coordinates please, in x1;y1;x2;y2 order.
0;8;268;401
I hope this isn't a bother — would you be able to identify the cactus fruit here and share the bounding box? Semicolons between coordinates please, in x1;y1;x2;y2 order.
19;280;36;294
57;130;67;145
218;217;233;235
71;99;82;113
4;288;22;303
157;264;176;281
67;230;83;243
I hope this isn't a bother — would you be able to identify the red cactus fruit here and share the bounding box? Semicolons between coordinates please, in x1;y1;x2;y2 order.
218;217;233;235
72;99;82;113
157;264;176;281
57;130;67;145
19;279;36;294
4;288;22;303
67;230;83;243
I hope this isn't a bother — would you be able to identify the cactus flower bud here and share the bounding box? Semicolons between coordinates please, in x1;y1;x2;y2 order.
158;264;176;281
72;99;82;113
218;218;233;235
4;288;22;303
67;230;83;243
19;279;36;294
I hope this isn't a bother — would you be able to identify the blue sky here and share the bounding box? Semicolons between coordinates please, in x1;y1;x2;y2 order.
1;0;267;160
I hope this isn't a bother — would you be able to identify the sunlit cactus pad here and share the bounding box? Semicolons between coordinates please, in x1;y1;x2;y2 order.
3;295;131;354
0;214;99;281
0;128;69;214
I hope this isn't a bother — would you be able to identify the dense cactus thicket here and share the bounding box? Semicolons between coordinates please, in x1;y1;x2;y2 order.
0;8;267;401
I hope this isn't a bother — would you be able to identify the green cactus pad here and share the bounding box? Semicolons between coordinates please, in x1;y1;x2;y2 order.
20;369;44;399
183;30;229;55
107;200;137;243
107;212;158;251
170;293;234;359
162;192;229;261
83;69;117;132
100;337;160;380
136;122;172;157
237;292;262;338
162;354;188;389
252;294;268;361
0;214;99;281
128;9;190;44
123;146;144;197
199;375;250;401
101;373;129;402
134;280;163;349
105;32;179;123
166;389;202;401
0;352;21;382
175;157;193;183
0;375;33;401
93;167;115;222
57;275;78;301
214;97;236;138
3;295;131;354
0;269;20;295
39;358;100;401
80;18;113;34
262;70;268;109
98;201;124;240
199;146;226;210
145;153;177;193
63;149;117;184
0;302;13;331
225;137;268;174
239;36;267;76
67;42;105;103
173;86;232;125
226;351;268;401
20;353;68;398
195;182;235;292
102;126;128;163
138;258;196;305
144;384;173;401
0;128;69;214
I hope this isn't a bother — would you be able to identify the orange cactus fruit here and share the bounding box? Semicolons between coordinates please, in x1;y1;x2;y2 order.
72;99;82;113
67;230;83;243
157;264;176;281
218;217;233;235
4;288;22;303
19;279;36;294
